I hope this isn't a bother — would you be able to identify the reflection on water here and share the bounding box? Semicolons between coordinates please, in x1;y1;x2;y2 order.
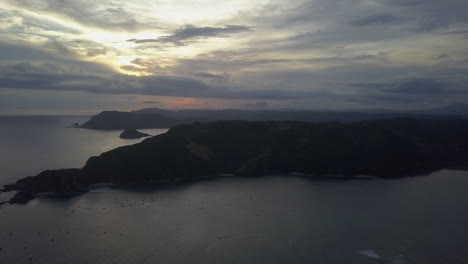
1;171;468;264
0;115;168;185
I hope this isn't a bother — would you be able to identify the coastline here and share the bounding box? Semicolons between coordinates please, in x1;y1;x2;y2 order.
4;118;468;204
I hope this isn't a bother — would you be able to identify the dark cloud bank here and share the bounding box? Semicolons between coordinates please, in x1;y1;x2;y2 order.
1;59;467;108
127;25;252;45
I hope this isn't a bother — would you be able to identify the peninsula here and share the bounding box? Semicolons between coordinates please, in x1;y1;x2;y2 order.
3;118;468;204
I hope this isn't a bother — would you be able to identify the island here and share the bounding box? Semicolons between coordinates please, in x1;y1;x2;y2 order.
79;108;462;130
80;111;177;130
2;118;468;204
119;129;150;139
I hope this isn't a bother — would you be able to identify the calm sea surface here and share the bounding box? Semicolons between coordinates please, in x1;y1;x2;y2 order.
0;116;467;264
0;115;168;186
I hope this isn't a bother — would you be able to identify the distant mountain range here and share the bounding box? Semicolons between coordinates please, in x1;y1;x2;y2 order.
314;104;468;116
410;104;468;116
79;104;468;130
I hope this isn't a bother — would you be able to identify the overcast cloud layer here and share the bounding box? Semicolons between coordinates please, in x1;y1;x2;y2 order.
0;0;467;114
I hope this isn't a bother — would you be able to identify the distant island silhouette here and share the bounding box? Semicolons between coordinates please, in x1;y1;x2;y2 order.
79;107;468;130
119;129;150;139
2;118;468;204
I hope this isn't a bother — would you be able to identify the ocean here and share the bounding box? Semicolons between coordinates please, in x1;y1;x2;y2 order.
0;115;168;186
0;116;467;264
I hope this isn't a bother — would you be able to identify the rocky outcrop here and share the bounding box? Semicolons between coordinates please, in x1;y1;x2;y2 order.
4;169;88;203
119;129;150;139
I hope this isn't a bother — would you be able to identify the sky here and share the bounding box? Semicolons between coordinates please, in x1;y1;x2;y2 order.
0;0;467;114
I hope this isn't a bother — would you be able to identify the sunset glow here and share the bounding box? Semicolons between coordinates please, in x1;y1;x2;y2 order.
1;0;467;113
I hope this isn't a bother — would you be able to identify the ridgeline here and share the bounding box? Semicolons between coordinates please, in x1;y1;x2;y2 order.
79;108;462;130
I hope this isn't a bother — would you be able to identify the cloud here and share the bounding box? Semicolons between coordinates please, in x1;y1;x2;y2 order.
439;29;468;35
167;25;251;41
171;54;387;79
118;57;176;75
352;75;468;98
352;14;399;27
127;24;251;45
239;101;270;109
0;40;114;74
86;48;108;57
193;72;232;84
6;0;160;31
42;39;76;57
1;0;468;112
436;54;450;60
248;0;468;51
2;58;468;110
142;100;160;104
393;78;465;95
195;72;224;79
0;61;317;100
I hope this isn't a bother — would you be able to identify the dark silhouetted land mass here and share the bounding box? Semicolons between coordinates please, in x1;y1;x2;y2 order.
119;129;150;139
3;118;468;203
80;107;466;130
80;111;176;130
